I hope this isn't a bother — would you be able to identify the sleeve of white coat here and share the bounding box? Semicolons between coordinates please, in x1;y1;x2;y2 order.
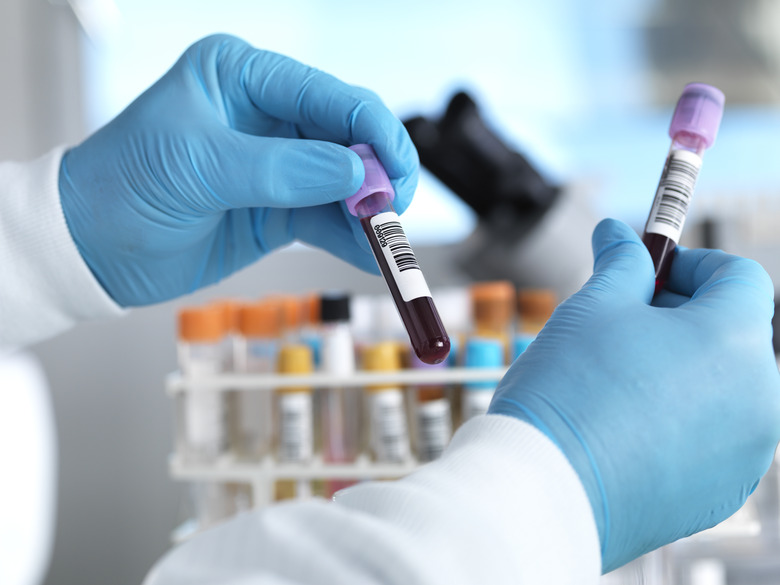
0;148;123;349
143;416;601;585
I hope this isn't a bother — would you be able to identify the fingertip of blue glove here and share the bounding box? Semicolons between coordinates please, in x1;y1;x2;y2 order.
591;219;648;267
341;145;367;198
586;219;655;301
592;218;639;249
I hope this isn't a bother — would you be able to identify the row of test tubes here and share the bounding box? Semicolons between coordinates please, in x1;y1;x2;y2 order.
173;282;557;527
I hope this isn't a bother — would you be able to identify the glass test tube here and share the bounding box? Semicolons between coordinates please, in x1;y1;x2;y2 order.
471;280;515;361
461;337;504;422
177;306;236;529
177;306;229;463
211;299;241;371
275;344;315;500
642;83;725;292
409;351;452;462
320;293;360;495
234;300;280;460
345;144;450;365
362;342;412;462
276;344;315;462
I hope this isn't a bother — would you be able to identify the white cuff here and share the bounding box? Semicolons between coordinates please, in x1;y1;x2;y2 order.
143;415;601;585
336;414;602;584
0;147;123;349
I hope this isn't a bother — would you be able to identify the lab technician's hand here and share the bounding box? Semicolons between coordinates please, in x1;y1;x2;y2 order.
490;218;780;573
59;34;418;307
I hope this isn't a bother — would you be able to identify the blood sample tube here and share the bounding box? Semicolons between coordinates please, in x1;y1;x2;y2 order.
471;280;515;362
362;341;411;463
461;337;504;422
176;305;229;463
345;144;450;365
319;293;359;495
642;83;725;292
235;300;281;460
408;351;452;462
275;344;315;500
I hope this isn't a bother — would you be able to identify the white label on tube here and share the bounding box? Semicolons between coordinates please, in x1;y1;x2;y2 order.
462;390;494;421
370;212;432;302
416;398;452;462
279;393;313;462
186;390;227;452
370;389;410;462
645;149;702;242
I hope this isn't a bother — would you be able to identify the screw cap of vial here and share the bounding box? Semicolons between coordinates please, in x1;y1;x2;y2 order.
277;344;314;393
363;341;402;391
669;83;725;148
211;300;240;334
320;293;351;323
238;301;281;338
178;306;225;343
517;288;557;333
344;144;395;216
471;281;516;327
464;337;505;390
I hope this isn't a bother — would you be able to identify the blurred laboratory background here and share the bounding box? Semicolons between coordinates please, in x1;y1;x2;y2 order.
4;0;780;584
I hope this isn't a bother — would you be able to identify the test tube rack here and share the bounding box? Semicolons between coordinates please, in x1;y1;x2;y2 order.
166;366;507;529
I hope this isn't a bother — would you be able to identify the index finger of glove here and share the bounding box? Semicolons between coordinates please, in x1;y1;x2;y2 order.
239;50;419;214
666;248;775;322
581;218;656;304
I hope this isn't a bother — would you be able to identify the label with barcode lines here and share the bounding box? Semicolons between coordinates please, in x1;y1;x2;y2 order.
370;212;432;302
278;393;313;462
645;149;702;242
416;399;452;462
370;389;410;462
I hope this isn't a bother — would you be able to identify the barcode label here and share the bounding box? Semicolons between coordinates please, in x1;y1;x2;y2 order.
278;393;313;462
370;389;410;462
645;149;702;242
370;212;432;302
416;398;452;462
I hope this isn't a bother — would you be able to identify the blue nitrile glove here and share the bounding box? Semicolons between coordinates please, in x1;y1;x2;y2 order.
490;218;780;573
59;34;418;307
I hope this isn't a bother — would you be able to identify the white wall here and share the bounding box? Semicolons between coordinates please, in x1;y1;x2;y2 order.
0;0;85;161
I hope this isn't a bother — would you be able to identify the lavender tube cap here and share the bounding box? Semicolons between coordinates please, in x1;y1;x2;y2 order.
345;144;395;217
669;83;725;149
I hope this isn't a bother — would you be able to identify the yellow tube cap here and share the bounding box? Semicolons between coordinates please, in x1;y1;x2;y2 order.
363;341;402;391
277;344;314;393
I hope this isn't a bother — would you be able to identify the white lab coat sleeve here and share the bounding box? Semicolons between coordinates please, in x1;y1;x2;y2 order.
0;147;123;350
0;352;57;585
143;415;601;585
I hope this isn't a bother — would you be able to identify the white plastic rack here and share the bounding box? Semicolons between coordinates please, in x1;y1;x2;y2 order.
167;366;509;507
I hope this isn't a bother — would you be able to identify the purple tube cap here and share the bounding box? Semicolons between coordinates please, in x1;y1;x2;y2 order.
669;83;725;149
345;144;395;217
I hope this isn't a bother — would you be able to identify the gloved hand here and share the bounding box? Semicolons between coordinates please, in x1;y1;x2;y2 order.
490;218;780;572
59;34;418;307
